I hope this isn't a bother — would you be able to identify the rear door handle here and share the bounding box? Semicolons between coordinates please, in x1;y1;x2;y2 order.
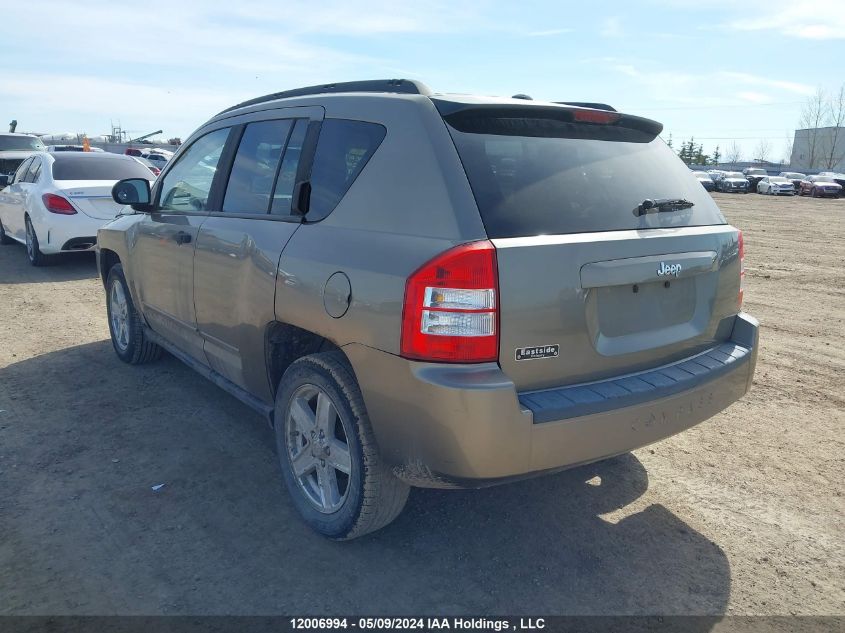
173;231;192;245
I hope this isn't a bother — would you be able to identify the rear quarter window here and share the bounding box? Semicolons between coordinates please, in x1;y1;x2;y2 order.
446;115;726;238
307;119;386;221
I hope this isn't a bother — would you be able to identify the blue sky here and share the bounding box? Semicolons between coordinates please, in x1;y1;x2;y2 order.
3;0;843;161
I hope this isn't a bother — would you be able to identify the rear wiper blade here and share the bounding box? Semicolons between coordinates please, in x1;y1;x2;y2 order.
633;198;694;216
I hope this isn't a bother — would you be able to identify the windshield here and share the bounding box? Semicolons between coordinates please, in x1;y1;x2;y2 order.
770;177;789;183
781;173;804;179
52;155;153;181
724;172;744;178
746;169;766;175
0;135;45;151
445;116;725;238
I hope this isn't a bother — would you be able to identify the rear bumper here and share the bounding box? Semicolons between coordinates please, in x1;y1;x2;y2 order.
33;213;106;254
346;313;758;488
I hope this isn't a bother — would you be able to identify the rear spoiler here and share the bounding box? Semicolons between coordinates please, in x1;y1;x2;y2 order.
431;99;663;141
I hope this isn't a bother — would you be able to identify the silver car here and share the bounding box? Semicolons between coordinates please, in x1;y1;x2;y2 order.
757;176;795;195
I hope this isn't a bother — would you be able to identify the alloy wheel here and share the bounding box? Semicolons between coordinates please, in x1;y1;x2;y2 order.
285;384;352;513
109;280;130;352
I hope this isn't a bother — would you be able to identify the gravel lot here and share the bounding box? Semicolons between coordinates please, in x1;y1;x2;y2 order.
0;193;842;616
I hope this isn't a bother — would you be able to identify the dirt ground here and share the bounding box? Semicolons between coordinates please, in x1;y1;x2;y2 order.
0;193;842;617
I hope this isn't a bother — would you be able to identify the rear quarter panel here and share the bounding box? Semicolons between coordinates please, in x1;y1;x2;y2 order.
274;96;487;356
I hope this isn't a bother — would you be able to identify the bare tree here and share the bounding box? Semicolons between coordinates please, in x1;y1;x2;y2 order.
783;133;794;165
754;138;772;164
823;83;845;169
725;141;743;165
800;88;827;169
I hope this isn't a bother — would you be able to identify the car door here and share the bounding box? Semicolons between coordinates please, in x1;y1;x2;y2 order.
0;157;33;240
193;109;320;399
130;126;232;363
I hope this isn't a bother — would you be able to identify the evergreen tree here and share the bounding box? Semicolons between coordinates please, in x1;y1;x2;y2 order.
711;145;721;165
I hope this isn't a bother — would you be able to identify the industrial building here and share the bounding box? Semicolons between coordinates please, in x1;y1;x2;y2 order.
790;127;845;172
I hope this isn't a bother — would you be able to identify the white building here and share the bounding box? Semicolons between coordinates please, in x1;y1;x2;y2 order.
790;127;845;172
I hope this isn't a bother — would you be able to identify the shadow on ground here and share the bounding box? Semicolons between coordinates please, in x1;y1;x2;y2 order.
0;244;98;283
0;340;730;620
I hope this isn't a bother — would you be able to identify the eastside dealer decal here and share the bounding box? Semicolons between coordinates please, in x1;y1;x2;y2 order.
515;344;560;361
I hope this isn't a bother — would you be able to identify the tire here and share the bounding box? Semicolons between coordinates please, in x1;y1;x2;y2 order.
811;187;818;198
0;218;13;245
105;263;162;364
25;216;52;266
274;351;409;540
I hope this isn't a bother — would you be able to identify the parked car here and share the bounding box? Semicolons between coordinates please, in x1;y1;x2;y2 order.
778;171;806;191
46;144;105;153
97;79;757;539
757;176;795;195
742;167;768;191
141;152;169;168
0;133;45;184
716;171;749;192
798;175;843;198
46;144;85;152
0;151;154;265
707;169;725;181
817;171;845;189
693;171;715;191
130;156;161;177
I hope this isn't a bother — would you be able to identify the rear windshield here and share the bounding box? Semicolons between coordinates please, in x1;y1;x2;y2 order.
445;115;726;238
0;135;45;151
52;155;153;181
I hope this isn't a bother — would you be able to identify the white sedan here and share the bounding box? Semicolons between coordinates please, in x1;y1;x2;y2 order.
757;176;795;196
0;151;153;266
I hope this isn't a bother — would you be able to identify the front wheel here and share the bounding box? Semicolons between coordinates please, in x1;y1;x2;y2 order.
106;263;162;364
275;352;409;540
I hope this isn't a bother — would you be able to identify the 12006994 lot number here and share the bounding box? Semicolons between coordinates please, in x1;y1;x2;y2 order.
291;618;349;629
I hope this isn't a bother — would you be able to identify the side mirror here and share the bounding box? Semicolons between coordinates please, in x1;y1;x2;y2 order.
112;178;152;211
0;174;9;188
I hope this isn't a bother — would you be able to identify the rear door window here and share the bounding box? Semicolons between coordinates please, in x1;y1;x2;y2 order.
445;113;726;238
24;157;41;183
271;120;308;216
223;119;292;214
306;119;386;220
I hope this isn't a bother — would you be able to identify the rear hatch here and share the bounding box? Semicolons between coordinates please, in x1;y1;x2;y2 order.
438;101;741;391
57;181;125;219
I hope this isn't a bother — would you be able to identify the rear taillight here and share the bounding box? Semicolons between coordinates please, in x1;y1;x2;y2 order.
42;193;77;215
401;240;499;363
738;230;745;308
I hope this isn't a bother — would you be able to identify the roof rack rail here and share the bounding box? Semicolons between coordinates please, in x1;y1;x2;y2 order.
555;102;617;112
219;79;432;114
